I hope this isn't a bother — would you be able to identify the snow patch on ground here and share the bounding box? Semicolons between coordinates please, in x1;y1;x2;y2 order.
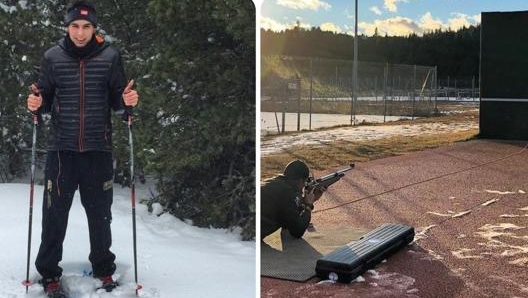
451;222;528;266
485;189;517;195
261;120;477;155
0;183;255;298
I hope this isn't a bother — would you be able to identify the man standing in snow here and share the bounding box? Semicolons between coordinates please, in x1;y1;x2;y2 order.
261;160;325;239
26;1;138;297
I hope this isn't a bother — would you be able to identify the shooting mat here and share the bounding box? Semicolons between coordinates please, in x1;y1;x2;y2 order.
261;225;367;281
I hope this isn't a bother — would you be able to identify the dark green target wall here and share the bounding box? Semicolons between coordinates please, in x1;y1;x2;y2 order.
480;11;528;140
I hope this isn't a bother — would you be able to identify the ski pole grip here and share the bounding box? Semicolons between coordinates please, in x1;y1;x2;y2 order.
28;86;41;117
27;92;40;119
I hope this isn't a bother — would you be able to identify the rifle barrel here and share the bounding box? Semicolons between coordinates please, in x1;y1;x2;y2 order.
308;163;355;188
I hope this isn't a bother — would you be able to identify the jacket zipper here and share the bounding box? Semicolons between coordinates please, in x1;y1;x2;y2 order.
79;59;85;151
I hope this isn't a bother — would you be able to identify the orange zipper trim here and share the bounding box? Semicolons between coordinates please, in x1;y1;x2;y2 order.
79;60;85;151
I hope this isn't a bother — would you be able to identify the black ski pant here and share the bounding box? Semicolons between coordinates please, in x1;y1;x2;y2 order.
35;150;116;279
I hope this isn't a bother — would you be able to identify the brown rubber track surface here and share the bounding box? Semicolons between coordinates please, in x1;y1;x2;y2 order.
261;139;528;298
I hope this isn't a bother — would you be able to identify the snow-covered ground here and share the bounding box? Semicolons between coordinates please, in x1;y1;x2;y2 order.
261;112;410;135
0;183;255;298
261;118;477;156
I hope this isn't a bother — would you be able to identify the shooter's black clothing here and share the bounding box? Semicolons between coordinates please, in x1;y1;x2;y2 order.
261;175;311;239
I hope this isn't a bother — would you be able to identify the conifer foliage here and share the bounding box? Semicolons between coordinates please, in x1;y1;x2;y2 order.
0;0;256;240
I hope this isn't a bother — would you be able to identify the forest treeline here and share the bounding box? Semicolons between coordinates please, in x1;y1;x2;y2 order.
261;25;480;81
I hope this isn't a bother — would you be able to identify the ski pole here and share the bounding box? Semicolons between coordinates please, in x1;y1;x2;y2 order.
23;110;38;292
127;109;141;295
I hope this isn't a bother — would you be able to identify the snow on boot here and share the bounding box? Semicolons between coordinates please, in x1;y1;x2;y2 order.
98;275;119;292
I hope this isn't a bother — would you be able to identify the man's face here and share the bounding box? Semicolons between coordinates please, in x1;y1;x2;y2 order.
67;19;95;47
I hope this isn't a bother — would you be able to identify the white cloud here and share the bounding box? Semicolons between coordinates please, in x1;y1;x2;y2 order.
276;0;331;11
356;11;481;37
260;16;312;32
261;16;290;32
384;0;408;13
472;14;481;24
448;12;473;30
370;6;382;16
263;7;480;37
419;12;445;32
359;16;421;36
320;22;342;33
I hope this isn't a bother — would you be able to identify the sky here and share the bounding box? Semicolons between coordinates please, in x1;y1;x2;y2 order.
259;0;528;36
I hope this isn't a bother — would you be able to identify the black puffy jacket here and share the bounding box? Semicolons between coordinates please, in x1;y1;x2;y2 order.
37;35;127;152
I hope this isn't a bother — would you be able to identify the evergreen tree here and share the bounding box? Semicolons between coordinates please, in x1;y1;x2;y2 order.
147;0;255;239
0;1;63;182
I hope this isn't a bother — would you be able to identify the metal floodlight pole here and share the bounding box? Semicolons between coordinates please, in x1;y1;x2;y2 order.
351;0;358;125
309;58;313;130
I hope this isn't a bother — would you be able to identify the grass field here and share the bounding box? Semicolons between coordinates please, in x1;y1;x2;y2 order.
261;110;479;179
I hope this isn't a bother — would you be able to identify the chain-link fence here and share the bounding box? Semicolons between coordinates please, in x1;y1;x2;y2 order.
437;76;479;101
261;55;478;135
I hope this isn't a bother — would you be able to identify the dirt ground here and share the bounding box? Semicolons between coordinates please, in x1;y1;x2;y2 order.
261;139;528;298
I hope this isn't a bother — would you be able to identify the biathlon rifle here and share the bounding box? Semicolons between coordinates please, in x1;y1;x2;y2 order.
305;164;354;191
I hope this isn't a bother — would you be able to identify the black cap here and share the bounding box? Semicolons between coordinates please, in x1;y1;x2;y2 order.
65;1;97;26
283;160;310;180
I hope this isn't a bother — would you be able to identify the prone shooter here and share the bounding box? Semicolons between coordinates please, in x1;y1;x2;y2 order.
261;160;354;239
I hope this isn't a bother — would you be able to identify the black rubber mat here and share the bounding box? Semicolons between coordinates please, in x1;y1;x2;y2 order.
261;226;367;281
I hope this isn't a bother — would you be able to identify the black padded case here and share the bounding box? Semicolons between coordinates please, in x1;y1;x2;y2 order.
315;223;414;283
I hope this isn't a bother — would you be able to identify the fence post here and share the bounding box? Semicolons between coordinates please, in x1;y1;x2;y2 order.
383;63;388;123
335;66;338;101
297;75;301;131
309;58;313;130
281;84;286;134
412;64;416;120
274;109;280;134
374;77;378;101
447;75;450;101
273;93;281;134
454;78;457;98
472;76;475;101
434;66;438;114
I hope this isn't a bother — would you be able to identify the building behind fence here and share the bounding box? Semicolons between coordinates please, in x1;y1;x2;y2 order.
261;55;479;134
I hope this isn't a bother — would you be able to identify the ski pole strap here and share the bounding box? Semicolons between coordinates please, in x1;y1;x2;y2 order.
125;107;133;125
126;106;133;117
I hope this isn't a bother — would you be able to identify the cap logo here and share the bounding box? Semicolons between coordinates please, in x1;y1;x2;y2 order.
80;9;89;15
